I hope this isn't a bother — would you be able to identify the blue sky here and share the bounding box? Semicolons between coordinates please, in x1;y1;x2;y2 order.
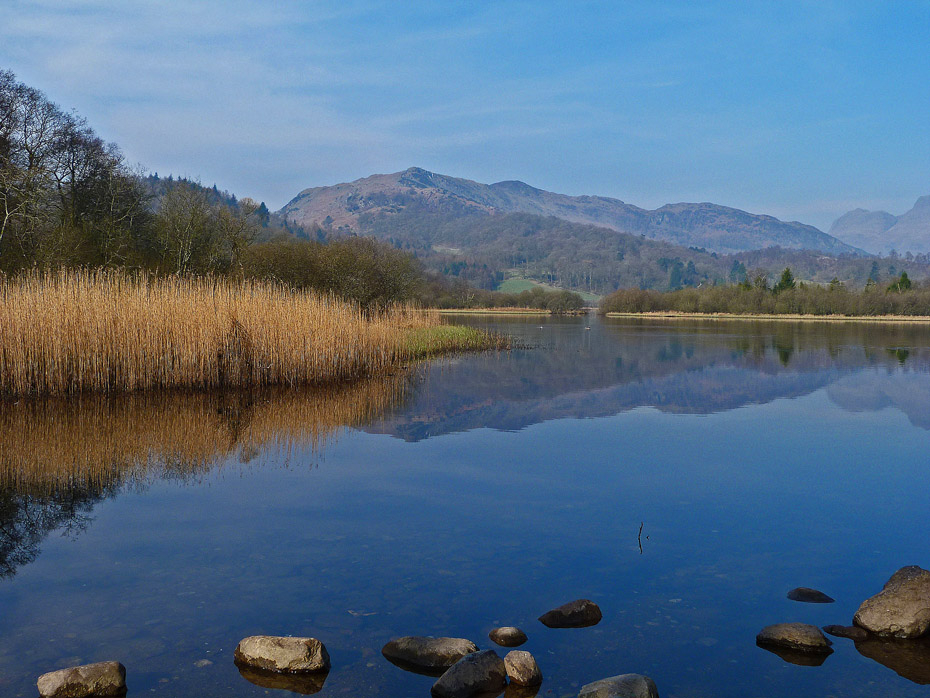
2;1;927;229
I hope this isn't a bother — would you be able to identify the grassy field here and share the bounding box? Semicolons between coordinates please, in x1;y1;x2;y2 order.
405;324;511;357
0;271;502;398
497;274;601;303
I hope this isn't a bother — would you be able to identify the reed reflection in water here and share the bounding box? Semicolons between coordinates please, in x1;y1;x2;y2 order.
0;375;411;580
0;374;410;492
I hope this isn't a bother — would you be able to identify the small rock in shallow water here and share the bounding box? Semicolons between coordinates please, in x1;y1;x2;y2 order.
756;623;833;654
37;661;127;698
234;636;330;673
489;626;528;647
823;624;870;641
504;650;542;686
431;650;507;698
787;587;835;603
854;566;930;638
539;599;602;628
577;673;659;698
382;636;479;673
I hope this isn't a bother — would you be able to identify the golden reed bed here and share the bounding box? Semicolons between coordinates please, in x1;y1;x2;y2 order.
0;377;408;492
0;270;434;397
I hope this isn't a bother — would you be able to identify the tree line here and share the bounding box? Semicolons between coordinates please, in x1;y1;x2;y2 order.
600;267;930;316
0;69;266;275
355;204;930;294
0;71;584;311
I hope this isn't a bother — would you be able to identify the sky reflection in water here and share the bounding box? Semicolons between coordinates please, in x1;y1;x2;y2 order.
1;316;929;697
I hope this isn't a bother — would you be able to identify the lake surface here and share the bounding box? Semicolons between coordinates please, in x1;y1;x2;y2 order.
2;316;930;697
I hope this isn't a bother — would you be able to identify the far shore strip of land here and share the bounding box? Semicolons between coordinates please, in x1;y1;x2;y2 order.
436;308;552;315
435;307;596;315
604;311;930;323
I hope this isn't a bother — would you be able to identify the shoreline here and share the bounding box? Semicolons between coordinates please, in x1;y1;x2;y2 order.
604;311;930;323
436;308;592;316
436;308;551;315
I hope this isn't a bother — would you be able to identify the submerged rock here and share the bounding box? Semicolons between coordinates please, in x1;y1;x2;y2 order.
539;599;602;628
504;683;541;698
237;664;328;694
504;650;542;686
37;661;127;698
787;587;835;603
855;635;930;685
854;566;930;638
823;624;870;642
756;643;832;667
382;636;479;673
234;636;330;673
578;673;659;698
431;650;507;698
756;623;833;654
489;626;528;647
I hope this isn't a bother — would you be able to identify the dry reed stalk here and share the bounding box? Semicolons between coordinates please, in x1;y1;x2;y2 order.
0;270;435;397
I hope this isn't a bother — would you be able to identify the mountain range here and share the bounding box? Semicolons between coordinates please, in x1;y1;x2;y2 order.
829;196;930;255
281;167;862;256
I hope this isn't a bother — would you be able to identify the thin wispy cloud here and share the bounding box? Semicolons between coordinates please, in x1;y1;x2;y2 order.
1;0;927;226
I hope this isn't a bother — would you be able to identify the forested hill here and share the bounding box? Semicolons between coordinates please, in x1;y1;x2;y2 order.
281;167;862;256
352;205;928;294
4;65;914;299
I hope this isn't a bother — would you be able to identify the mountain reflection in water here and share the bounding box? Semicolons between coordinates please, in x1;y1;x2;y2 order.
366;316;930;440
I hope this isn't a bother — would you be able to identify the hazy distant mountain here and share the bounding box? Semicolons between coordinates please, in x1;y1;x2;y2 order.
281;167;861;256
829;196;930;255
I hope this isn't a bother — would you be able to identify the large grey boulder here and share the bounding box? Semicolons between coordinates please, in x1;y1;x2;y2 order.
854;566;930;638
489;626;528;647
504;650;542;686
539;599;602;628
37;661;127;698
382;636;479;672
578;673;659;698
431;650;507;698
756;623;833;654
234;636;330;673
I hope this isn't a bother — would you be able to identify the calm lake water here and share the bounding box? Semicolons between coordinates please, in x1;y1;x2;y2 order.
2;316;930;697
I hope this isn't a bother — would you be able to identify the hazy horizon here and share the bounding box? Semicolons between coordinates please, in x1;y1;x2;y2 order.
2;1;927;230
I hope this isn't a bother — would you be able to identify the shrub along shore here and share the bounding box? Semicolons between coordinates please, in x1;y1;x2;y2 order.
604;311;930;323
600;269;930;319
0;270;504;398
